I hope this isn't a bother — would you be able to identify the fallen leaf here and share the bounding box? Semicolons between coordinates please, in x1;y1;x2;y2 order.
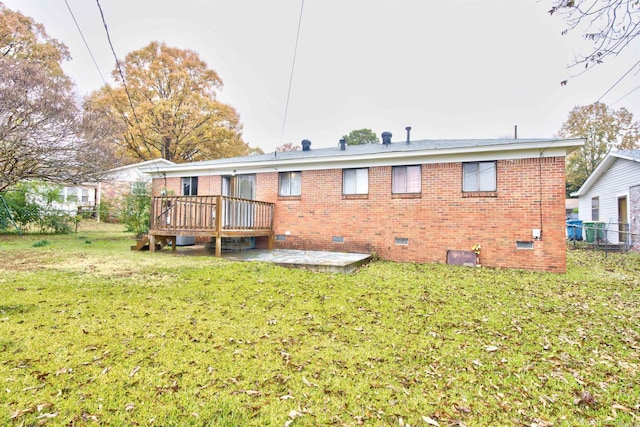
36;412;58;419
485;346;499;352
81;412;100;421
575;390;596;406
289;409;303;419
36;403;54;412
422;415;440;426
124;403;135;411
129;366;140;377
280;394;294;400
302;376;318;388
10;407;35;419
611;403;630;412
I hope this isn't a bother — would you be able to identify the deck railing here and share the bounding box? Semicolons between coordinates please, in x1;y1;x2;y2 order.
150;195;274;234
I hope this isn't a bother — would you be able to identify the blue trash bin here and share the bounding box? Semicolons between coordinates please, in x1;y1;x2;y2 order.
566;219;583;241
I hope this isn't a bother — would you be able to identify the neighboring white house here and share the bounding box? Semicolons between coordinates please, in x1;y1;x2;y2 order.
28;183;98;215
571;149;640;250
96;159;174;221
25;159;175;220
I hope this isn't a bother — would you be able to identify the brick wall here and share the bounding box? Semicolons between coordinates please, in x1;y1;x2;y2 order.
150;156;567;272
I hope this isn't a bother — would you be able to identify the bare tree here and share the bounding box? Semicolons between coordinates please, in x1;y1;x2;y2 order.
275;142;301;152
0;4;117;192
550;1;640;80
0;59;116;192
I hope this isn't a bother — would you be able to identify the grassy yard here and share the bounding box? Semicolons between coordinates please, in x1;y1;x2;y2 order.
1;222;639;426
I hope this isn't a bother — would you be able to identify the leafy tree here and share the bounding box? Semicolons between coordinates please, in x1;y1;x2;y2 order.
275;142;300;152
0;3;69;76
0;5;117;192
549;0;640;80
341;129;380;145
86;41;260;163
559;102;640;194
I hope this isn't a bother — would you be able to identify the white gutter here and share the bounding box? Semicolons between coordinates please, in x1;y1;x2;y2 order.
146;138;584;178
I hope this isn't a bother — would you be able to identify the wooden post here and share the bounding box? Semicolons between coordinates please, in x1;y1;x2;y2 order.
215;196;223;257
215;236;222;257
149;234;156;252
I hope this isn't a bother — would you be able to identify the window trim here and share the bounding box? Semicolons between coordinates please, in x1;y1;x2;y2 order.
591;196;599;221
343;168;369;195
181;176;198;196
392;165;422;194
278;171;302;197
462;161;497;193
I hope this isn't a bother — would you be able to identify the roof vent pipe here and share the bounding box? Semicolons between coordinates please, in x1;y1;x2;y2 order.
381;131;392;145
339;138;346;151
405;126;412;144
301;139;311;151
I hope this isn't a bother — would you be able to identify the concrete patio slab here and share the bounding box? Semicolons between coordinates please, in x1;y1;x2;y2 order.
222;249;372;273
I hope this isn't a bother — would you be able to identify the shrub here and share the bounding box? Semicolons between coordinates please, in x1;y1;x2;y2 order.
0;185;41;232
119;182;151;235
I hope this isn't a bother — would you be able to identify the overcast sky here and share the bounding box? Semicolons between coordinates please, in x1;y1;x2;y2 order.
5;0;640;153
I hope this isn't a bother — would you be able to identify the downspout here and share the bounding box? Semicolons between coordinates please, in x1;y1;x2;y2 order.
539;150;544;239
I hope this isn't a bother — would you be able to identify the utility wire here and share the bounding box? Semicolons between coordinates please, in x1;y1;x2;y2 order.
95;0;144;132
597;57;640;102
610;83;640;106
64;0;108;87
95;0;157;158
279;0;305;146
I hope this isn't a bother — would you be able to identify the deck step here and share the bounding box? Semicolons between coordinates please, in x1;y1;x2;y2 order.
132;235;172;251
131;235;150;251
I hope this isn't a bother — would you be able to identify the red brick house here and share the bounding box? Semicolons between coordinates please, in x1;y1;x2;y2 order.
147;135;583;272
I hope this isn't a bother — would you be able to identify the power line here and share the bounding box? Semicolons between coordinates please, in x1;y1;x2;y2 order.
279;0;305;146
95;0;153;155
610;83;640;106
597;57;640;103
64;0;108;87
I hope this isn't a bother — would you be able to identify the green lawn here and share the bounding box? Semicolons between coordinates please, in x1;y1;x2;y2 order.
1;223;639;426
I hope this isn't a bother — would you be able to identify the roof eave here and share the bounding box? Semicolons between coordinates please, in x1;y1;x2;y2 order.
147;138;585;176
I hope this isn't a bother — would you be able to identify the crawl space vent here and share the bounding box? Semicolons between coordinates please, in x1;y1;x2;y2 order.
516;241;534;250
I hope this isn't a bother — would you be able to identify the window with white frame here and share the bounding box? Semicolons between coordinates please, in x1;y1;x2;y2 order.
463;161;496;192
182;177;198;196
591;197;599;221
80;188;89;204
343;168;368;195
279;172;301;196
65;187;78;203
392;165;421;194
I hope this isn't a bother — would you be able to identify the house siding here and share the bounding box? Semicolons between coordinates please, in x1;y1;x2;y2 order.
155;156;567;272
631;185;640;251
577;157;640;246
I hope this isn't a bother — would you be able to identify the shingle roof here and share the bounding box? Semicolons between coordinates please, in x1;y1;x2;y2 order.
158;137;581;171
616;149;640;160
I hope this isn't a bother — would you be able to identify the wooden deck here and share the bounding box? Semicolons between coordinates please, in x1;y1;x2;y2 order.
149;195;275;257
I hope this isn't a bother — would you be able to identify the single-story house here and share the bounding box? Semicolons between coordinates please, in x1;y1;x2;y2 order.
146;134;584;272
97;159;174;221
571;149;640;251
27;182;98;216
